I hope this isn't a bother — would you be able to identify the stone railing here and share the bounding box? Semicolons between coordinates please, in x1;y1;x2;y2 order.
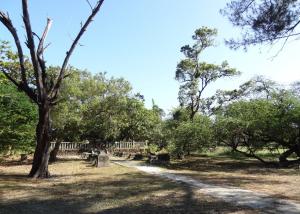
114;141;148;150
50;141;89;151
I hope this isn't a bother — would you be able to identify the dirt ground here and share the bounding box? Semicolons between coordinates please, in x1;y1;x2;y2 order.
165;155;300;202
0;157;258;214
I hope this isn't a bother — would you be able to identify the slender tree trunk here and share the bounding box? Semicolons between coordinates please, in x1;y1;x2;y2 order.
187;142;191;156
49;140;62;163
28;103;51;178
190;110;196;121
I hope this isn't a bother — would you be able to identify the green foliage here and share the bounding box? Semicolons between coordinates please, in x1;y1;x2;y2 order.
214;81;300;165
203;76;278;115
107;96;163;143
0;62;165;153
51;68;92;142
148;144;159;154
166;112;213;157
0;73;37;153
0;41;34;82
51;69;164;144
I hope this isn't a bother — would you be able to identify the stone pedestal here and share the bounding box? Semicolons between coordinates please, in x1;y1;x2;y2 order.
96;154;109;167
20;154;27;162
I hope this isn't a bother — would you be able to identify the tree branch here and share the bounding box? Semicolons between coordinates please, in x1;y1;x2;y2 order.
239;0;255;14
86;0;93;10
0;10;38;104
1;68;21;88
50;0;105;101
226;31;300;50
37;18;52;56
222;140;275;166
22;0;44;99
37;18;53;88
0;11;28;86
1;68;38;104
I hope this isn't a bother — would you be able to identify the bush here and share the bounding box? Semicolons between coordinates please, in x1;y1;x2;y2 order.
169;115;213;157
148;144;159;154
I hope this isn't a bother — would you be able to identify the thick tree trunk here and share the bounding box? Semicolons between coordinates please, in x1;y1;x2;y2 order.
49;140;62;163
279;143;300;167
28;103;51;178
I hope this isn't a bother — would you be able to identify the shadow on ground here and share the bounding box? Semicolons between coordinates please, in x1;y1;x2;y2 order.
0;160;258;214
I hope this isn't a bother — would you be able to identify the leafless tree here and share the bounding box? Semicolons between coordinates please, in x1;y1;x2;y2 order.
0;0;105;178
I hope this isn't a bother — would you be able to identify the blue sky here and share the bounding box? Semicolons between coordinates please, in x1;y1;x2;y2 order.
1;0;299;112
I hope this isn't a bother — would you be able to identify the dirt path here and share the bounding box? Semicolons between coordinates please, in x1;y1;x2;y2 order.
113;160;300;214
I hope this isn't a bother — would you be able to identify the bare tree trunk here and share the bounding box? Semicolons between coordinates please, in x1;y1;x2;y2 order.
28;103;51;178
49;140;62;163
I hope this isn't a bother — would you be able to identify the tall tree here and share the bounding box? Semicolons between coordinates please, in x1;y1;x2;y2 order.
175;27;239;120
221;0;300;50
0;0;105;178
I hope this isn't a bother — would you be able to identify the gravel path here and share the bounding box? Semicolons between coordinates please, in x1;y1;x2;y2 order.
113;160;300;214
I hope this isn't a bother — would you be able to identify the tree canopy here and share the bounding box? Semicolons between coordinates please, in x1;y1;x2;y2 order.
214;77;300;166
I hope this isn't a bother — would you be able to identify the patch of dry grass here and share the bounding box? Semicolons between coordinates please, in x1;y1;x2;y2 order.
0;157;257;214
165;155;300;202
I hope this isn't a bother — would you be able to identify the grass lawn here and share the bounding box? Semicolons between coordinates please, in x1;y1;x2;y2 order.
0;157;258;214
164;154;300;202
